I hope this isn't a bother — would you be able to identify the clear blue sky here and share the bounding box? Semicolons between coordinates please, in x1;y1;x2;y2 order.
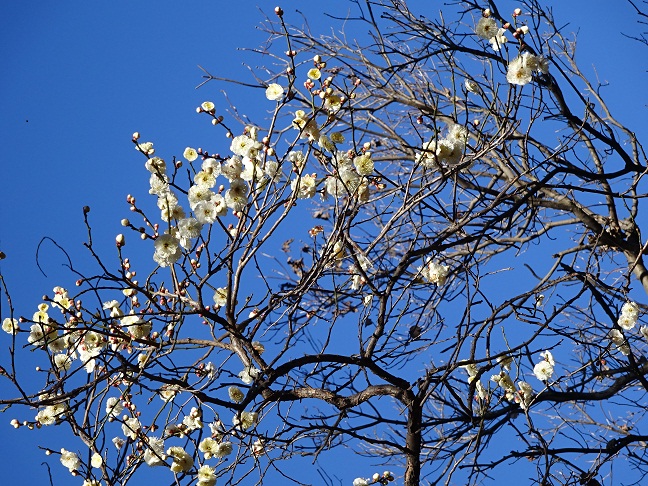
0;1;645;485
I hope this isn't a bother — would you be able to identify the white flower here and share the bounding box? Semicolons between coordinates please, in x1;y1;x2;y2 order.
516;381;534;409
307;68;321;80
228;386;245;403
202;157;222;177
153;234;182;267
194;170;216;188
230;135;256;157
2;317;19;334
213;287;228;308
475;17;497;39
233;411;258;430
167;446;193;473
182;407;203;431
291;173;318;199
144;437;166;467
214;441;232;458
488;28;508;51
91;453;103;468
197;465;217;486
52;287;72;310
178;217;203;240
122;416;141;440
201;101;215;112
121;314;152;339
353;479;370;486
145;156;167;174
241;157;264;182
641;326;648;341
533;361;553;382
149;173;170;195
507;55;533;86
194;200;219;224
265;83;284;101
53;353;73;371
183;147;198;162
159;384;180;402
60;448;81;473
353;153;374;176
106;397;123;418
222;156;243;181
239;366;261;384
251;438;265;456
609;329;630;356
36;404;66;425
418;259;449;286
539;350;555;366
618;301;640;330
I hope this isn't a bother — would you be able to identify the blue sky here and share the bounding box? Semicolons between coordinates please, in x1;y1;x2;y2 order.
1;1;647;485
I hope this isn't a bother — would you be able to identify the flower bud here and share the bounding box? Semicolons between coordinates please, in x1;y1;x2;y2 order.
121;218;130;227
274;6;283;16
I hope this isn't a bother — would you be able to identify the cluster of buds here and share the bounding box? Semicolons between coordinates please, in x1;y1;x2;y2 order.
353;471;395;486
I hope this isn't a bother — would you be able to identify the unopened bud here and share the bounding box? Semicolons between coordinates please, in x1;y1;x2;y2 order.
274;6;283;16
132;132;140;140
116;234;125;247
121;218;130;227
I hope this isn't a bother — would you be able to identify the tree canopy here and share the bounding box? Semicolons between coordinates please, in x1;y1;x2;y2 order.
2;1;648;485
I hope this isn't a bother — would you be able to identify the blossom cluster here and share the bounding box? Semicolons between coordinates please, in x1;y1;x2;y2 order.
609;301;645;356
416;123;467;169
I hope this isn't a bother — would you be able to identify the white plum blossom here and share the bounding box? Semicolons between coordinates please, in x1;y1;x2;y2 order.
183;147;198;162
233;411;258;430
229;386;245;403
291;173;318;199
533;361;553;381
488;28;508;51
230;135;258;158
105;397;124;418
618;301;640;330
214;287;228;308
418;259;449;286
239;366;261;384
197;465;217;486
194;170;217;188
167;446;193;473
143;437;166;467
194;200;219;224
265;83;284;101
222;156;243;181
153;233;182;267
145;156;167;174
60;448;81;473
516;381;534;410
2;317;19;334
609;329;630;356
91;453;103;468
475;17;498;39
353;153;374;176
122;416;141;440
202;157;221;177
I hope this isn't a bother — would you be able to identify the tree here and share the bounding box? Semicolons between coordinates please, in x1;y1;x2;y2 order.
1;1;648;485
